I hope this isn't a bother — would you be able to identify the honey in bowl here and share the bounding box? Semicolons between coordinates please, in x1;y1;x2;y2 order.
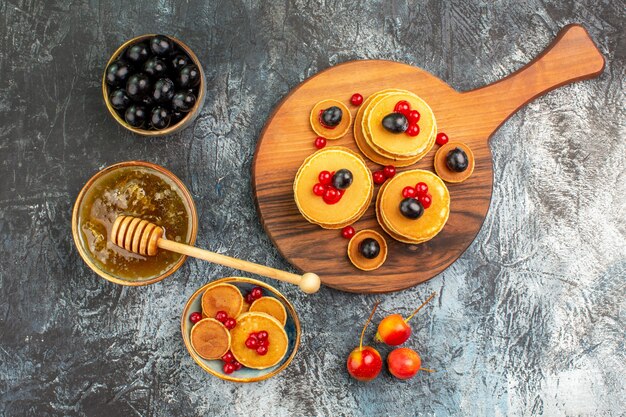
76;164;195;281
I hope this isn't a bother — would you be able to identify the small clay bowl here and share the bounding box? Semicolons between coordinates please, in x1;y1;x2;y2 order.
181;277;301;383
71;161;198;286
102;34;206;136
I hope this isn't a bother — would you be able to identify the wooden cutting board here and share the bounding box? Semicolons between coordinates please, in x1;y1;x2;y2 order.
252;25;604;293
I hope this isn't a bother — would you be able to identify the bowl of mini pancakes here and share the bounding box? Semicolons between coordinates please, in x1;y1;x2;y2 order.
181;277;300;382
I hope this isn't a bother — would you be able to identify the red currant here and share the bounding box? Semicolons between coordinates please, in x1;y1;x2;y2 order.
314;137;327;149
215;311;228;323
406;124;420;137
407;110;420;124
341;226;356;239
259;339;269;347
224;318;237;330
323;187;342;204
223;363;235;374
415;182;428;196
402;186;416;198
189;312;202;324
436;132;449;146
394;100;410;115
251;287;263;300
319;171;332;185
419;193;432;209
313;183;326;196
383;165;396;178
246;337;259;349
257;330;269;340
373;171;386;185
232;361;242;371
222;351;234;363
350;93;363;106
256;345;268;355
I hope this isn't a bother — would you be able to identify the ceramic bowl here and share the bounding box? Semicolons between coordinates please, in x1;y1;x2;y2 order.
102;34;206;136
181;277;301;382
71;160;198;286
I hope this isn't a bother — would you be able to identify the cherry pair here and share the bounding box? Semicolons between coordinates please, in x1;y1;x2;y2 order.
401;182;432;209
373;165;396;185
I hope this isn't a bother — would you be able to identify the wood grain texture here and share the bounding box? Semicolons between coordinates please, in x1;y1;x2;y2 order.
253;24;604;293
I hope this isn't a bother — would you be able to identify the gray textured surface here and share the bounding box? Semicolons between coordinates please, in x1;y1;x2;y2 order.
0;0;624;416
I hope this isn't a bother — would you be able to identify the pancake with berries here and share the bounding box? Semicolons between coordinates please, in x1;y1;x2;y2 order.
376;169;449;244
353;89;423;167
365;91;436;158
293;147;373;229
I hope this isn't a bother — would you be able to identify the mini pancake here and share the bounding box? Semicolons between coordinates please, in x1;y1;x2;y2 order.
310;99;352;139
434;142;475;183
354;89;422;167
249;297;287;326
230;312;289;369
201;283;244;320
190;318;231;360
366;92;436;157
347;229;388;271
293;147;373;228
377;170;450;243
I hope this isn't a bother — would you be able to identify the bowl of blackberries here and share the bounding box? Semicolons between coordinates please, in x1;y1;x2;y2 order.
103;34;205;136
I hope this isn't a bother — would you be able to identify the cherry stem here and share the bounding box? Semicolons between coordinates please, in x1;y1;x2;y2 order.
405;292;436;323
420;367;436;373
359;301;380;351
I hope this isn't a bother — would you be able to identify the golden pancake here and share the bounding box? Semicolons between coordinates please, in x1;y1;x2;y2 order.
201;283;244;320
294;147;373;228
249;297;287;326
230;312;289;369
190;318;231;360
377;170;450;243
366;92;436;157
310;99;352;139
354;90;423;167
347;229;388;271
434;142;475;183
375;182;429;245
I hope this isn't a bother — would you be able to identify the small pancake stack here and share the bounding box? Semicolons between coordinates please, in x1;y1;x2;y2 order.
354;89;437;167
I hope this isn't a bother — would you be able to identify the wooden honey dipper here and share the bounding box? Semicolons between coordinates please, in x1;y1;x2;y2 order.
110;215;321;294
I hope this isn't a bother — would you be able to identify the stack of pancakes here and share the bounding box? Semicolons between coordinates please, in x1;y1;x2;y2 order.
354;89;437;167
293;147;373;229
376;170;450;244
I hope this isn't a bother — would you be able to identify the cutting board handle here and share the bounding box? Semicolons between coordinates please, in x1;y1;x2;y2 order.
461;24;605;136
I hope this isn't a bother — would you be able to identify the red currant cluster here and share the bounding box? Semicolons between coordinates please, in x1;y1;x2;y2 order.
313;170;345;204
394;100;420;137
245;331;270;356
373;165;396;185
402;182;432;208
245;286;264;304
436;132;449;146
221;351;242;374
215;310;237;330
